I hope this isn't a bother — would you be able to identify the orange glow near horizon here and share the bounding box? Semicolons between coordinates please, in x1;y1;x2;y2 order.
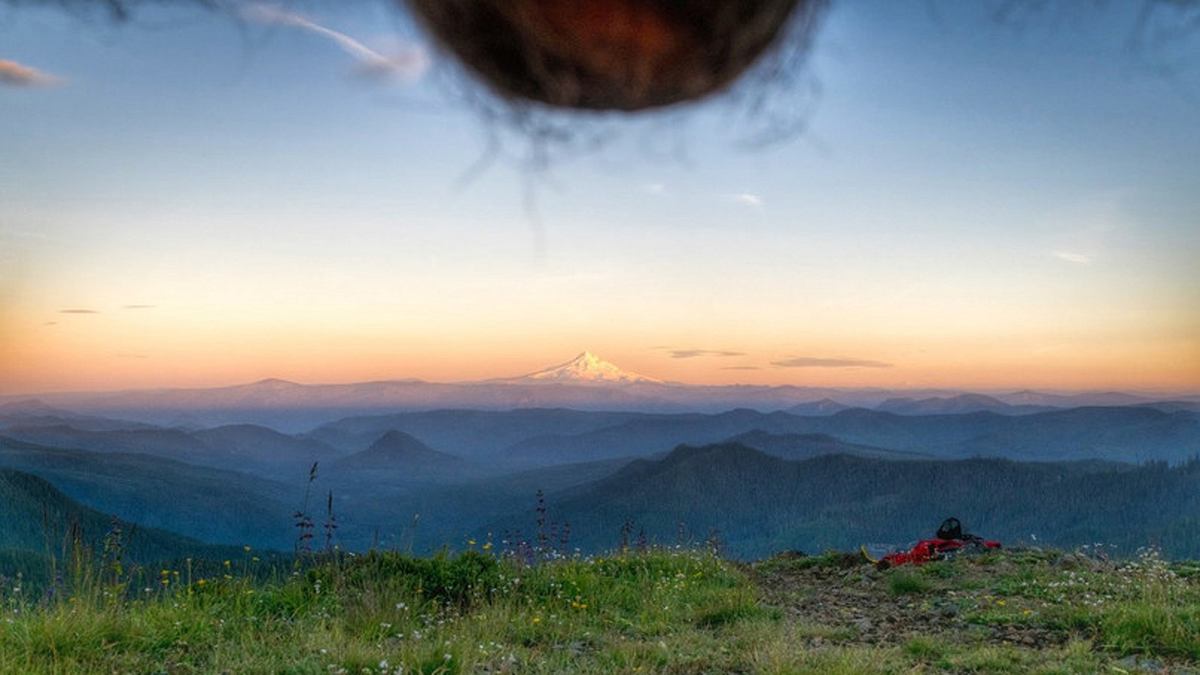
3;286;1197;395
3;215;1197;396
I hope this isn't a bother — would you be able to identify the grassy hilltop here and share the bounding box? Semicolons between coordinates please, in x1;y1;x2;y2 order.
0;545;1197;674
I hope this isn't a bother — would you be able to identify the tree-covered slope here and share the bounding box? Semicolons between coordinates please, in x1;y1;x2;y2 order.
513;444;1200;558
0;468;231;563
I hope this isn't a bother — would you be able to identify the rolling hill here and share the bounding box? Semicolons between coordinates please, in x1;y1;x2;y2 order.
0;399;151;432
0;468;236;563
874;394;1052;415
191;423;343;475
3;423;341;479
309;408;648;458
0;436;299;549
334;430;468;479
496;443;1200;559
500;406;1200;466
723;430;929;461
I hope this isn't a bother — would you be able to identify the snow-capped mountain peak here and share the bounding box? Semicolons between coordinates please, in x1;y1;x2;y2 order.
518;352;661;384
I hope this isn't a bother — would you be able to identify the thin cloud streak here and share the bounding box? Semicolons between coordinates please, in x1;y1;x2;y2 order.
123;304;157;309
731;193;764;208
772;356;893;369
721;365;761;371
59;309;99;315
1053;251;1092;265
669;349;746;359
0;59;62;87
244;4;430;82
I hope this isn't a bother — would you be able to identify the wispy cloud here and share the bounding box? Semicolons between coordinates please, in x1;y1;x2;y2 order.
668;349;746;359
42;321;58;326
59;309;99;315
730;193;764;208
123;304;157;310
244;4;430;82
642;183;666;195
721;365;761;371
1052;251;1092;265
0;59;62;87
772;356;893;369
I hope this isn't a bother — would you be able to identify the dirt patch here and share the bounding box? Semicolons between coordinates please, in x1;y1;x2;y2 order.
747;552;1069;650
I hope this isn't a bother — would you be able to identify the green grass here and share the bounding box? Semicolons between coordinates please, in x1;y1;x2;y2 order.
956;551;1200;660
0;547;1197;673
755;550;860;574
0;549;767;673
887;570;932;595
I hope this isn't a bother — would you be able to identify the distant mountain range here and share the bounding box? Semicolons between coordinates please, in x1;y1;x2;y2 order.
1;369;1198;562
491;443;1200;559
723;430;931;462
875;394;1052;415
4;352;1194;431
490;406;1200;466
0;422;340;479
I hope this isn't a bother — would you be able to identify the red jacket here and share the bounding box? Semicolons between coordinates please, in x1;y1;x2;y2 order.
881;537;1001;567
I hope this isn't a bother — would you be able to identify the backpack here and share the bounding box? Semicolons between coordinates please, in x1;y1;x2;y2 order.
936;517;963;541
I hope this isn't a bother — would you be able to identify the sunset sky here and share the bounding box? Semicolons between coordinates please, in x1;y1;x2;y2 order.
1;1;1198;395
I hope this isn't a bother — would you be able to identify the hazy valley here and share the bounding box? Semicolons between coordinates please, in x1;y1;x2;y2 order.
1;354;1197;561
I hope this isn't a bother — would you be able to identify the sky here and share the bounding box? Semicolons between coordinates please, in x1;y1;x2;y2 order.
1;0;1198;395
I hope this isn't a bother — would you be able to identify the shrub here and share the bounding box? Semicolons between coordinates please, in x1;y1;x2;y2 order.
315;550;503;608
888;571;932;596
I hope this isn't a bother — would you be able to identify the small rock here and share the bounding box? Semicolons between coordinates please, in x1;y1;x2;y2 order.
1116;656;1165;673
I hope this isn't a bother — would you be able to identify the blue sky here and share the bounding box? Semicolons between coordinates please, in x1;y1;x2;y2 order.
1;0;1197;393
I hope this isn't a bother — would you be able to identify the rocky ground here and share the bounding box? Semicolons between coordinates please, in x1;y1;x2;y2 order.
747;548;1200;674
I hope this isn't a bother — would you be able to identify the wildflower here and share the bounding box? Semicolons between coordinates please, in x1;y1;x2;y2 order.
532;616;541;624
378;660;389;670
244;545;252;553
197;579;207;587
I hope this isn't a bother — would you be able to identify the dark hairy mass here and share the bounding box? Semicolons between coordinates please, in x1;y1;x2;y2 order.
404;0;824;110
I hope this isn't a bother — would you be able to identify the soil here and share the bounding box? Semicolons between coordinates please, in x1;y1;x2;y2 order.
747;553;1069;651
